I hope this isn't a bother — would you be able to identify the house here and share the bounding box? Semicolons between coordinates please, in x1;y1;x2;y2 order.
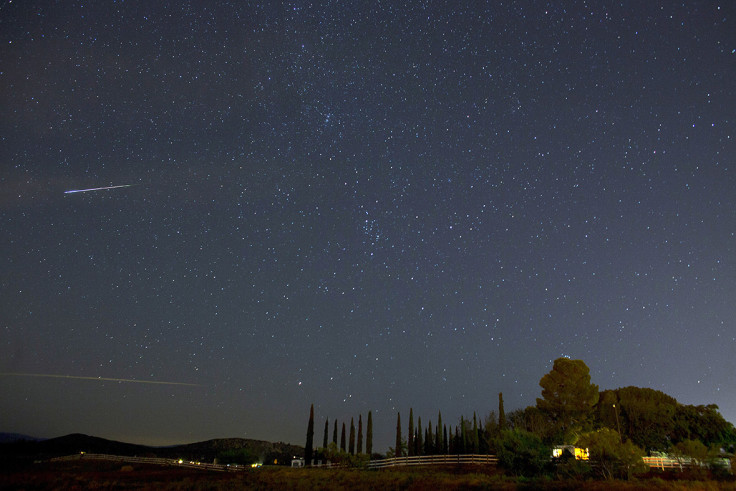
552;445;589;460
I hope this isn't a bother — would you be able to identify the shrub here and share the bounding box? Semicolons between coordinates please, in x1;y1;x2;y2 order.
494;429;551;477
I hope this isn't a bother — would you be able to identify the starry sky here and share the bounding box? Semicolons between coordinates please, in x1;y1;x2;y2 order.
1;1;734;451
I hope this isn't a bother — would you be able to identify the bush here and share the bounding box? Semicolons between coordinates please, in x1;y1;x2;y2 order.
578;428;647;480
554;452;592;480
216;448;257;466
494;429;551;477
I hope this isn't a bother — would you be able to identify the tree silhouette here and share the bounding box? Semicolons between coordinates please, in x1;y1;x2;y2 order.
305;404;314;466
349;417;356;454
460;416;467;453
323;418;329;449
395;412;402;458
425;420;433;455
443;424;448;453
357;414;363;454
416;417;423;456
340;422;346;451
472;412;479;453
537;357;599;443
366;411;373;456
437;411;443;454
407;408;414;456
499;392;506;430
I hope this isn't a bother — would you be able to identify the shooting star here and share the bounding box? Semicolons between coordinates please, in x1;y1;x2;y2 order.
64;184;137;194
1;372;203;387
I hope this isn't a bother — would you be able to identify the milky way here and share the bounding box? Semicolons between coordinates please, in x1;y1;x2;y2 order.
1;2;734;449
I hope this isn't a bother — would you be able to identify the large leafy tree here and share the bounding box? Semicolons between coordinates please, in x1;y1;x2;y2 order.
611;386;677;451
595;387;736;452
537;358;599;442
673;403;736;450
672;438;709;465
509;406;553;438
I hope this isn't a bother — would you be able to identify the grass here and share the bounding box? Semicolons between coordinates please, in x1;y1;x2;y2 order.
1;461;735;490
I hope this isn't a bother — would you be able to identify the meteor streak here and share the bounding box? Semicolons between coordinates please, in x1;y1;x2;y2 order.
1;372;203;387
64;184;136;194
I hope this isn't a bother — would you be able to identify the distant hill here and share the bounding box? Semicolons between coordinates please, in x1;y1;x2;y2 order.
0;433;303;466
0;432;43;443
156;438;304;464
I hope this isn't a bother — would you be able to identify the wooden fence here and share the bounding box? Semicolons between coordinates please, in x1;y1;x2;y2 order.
642;455;732;472
48;452;729;473
367;454;498;469
642;456;686;470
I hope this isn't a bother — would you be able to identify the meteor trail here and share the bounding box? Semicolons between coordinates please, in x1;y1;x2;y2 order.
1;372;203;387
64;184;136;194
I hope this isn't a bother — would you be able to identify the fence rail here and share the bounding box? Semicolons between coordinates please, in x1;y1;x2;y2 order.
367;454;498;469
48;452;728;473
642;456;686;470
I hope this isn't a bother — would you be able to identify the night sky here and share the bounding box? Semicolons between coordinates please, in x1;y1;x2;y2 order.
1;1;734;451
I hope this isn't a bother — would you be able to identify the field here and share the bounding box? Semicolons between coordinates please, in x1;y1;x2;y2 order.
2;460;736;490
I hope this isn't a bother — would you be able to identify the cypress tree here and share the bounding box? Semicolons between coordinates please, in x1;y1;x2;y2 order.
366;411;373;456
425;420;433;455
460;416;467;453
416;417;423;456
332;419;338;445
448;425;454;454
349;417;355;455
472;412;479;453
357;414;363;454
407;408;414;456
437;411;443;454
365;411;373;459
499;392;506;430
443;424;448;454
340;422;346;451
305;404;314;466
435;423;441;454
395;412;401;457
323;418;329;449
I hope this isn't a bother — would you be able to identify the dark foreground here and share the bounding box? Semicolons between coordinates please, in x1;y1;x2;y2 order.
2;460;735;490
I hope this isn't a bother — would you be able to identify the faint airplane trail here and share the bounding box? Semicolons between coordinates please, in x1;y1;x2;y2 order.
0;372;203;387
64;184;137;194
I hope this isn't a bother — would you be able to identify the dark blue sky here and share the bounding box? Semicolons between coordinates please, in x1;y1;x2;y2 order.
1;1;734;451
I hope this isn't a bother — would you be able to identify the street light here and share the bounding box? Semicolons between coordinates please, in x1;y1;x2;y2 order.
612;404;622;443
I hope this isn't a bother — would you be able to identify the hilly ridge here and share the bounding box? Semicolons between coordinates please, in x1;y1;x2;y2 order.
0;433;303;467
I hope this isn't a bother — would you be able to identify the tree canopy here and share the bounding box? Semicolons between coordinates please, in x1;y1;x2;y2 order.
536;358;599;442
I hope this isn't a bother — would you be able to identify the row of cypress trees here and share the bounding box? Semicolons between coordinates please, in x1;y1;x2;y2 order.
304;404;373;465
306;393;506;463
396;393;506;457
